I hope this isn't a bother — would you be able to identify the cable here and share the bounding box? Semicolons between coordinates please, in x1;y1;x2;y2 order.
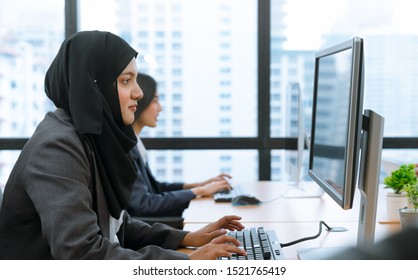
280;220;346;248
258;186;295;204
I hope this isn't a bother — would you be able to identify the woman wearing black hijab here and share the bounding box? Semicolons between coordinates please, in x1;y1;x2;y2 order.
0;31;245;260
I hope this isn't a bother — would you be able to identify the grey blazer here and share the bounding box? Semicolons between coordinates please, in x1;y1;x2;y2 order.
0;109;189;260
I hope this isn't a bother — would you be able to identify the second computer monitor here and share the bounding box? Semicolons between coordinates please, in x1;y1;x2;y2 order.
284;82;305;186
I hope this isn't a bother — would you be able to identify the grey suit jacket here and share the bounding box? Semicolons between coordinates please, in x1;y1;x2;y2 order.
0;109;189;260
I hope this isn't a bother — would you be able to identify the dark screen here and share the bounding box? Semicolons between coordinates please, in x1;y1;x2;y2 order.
311;48;353;200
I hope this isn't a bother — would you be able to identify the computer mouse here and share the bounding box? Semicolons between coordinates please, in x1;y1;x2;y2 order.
232;194;261;206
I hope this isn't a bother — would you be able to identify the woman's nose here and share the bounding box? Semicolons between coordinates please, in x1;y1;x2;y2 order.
134;84;144;101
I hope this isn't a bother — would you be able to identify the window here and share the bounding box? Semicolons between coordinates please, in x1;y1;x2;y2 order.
172;69;182;76
173;94;182;101
138;31;148;38
1;0;416;187
173;155;182;164
0;0;64;186
155;43;165;50
172;106;182;114
172;43;182;50
147;150;257;182
172;31;182;38
155;31;165;38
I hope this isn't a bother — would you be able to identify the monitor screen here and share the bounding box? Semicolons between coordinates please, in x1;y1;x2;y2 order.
308;37;364;210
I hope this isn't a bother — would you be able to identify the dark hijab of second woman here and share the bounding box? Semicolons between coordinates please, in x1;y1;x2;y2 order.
44;31;138;219
134;73;157;121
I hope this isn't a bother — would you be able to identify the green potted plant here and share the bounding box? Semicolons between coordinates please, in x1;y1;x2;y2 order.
383;163;417;220
399;182;418;229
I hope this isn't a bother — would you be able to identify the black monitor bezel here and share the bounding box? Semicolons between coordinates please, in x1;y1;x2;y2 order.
308;37;364;210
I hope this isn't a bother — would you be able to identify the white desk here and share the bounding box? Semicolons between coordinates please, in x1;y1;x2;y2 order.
182;181;401;259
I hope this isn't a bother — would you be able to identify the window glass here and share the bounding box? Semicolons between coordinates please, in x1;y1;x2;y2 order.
271;0;418;180
146;150;258;183
0;0;64;187
2;1;416;187
80;0;258;138
0;0;64;138
79;0;258;181
381;149;418;176
380;149;418;185
273;0;418;138
271;149;310;182
0;151;19;189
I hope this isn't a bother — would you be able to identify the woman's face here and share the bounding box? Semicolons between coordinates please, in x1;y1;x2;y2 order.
117;58;143;125
138;92;162;128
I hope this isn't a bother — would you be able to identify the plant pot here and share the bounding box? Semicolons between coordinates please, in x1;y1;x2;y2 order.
386;192;408;220
399;208;418;230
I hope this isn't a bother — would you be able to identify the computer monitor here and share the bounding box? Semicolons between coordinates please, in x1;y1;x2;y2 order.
284;82;305;185
284;82;323;198
298;37;384;259
309;37;365;210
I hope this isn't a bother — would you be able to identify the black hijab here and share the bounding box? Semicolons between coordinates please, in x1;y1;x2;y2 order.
44;31;138;219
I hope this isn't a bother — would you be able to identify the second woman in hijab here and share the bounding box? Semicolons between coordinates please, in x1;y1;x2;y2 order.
128;73;232;219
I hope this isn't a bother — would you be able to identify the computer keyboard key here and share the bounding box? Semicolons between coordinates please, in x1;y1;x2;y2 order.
217;227;285;260
262;246;272;259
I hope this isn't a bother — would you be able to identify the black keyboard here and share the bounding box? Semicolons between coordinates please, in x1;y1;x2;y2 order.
218;227;285;260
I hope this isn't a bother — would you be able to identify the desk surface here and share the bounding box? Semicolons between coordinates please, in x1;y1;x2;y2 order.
182;181;401;259
184;181;393;223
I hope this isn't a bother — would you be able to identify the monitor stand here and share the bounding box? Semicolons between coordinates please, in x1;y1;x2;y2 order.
297;110;384;259
283;132;323;198
283;179;324;198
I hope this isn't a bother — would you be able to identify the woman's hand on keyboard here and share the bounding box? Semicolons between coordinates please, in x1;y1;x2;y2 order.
191;180;232;197
188;235;247;260
183;173;232;190
180;215;245;247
